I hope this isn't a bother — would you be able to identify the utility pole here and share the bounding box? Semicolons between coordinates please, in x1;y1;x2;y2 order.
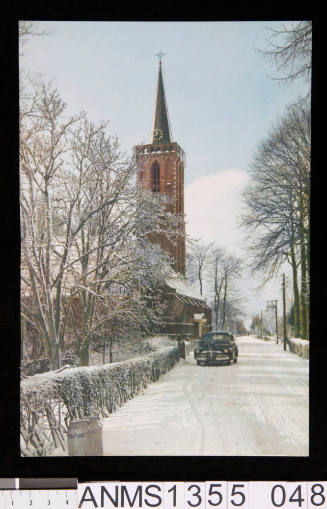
260;310;263;338
282;273;287;351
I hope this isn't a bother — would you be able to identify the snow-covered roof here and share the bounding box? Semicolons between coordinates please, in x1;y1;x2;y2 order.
165;271;205;301
194;313;206;320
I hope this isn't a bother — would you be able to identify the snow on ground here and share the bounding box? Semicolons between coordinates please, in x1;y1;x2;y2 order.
145;336;177;348
102;335;308;456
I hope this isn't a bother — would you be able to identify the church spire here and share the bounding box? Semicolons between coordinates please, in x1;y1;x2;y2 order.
152;51;172;143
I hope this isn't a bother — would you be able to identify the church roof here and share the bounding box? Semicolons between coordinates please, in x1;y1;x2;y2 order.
165;270;206;302
152;59;172;144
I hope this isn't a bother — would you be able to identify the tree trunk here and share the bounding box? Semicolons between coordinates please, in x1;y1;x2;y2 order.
300;244;309;339
214;273;223;331
290;246;301;337
214;293;219;330
199;272;203;296
214;264;219;330
222;279;227;330
300;193;309;339
21;318;26;361
49;341;61;371
306;224;310;339
109;335;113;363
79;341;90;366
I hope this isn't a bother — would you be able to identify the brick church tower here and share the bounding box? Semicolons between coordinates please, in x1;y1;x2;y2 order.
134;55;186;275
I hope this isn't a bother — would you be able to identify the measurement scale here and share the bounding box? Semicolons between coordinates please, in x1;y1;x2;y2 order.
0;482;326;509
0;489;77;509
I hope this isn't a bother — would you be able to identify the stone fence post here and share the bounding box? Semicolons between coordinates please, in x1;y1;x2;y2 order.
67;417;103;456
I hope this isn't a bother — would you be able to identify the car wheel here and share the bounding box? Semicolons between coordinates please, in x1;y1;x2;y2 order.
197;360;200;366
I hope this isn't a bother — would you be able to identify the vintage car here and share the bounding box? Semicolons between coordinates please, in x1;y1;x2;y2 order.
194;331;238;366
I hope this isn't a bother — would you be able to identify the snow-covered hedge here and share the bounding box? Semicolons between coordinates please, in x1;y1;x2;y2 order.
20;343;180;456
288;337;309;359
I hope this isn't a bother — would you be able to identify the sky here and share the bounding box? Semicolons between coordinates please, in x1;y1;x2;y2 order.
20;21;309;324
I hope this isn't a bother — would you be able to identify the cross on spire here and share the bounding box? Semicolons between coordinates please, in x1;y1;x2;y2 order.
155;49;165;66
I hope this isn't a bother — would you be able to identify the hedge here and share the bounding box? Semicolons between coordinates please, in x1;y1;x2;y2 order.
21;344;180;456
288;337;309;359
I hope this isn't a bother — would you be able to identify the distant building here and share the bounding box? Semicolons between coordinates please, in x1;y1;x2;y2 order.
134;56;211;338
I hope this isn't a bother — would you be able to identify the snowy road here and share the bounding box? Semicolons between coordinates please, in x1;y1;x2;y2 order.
102;336;309;456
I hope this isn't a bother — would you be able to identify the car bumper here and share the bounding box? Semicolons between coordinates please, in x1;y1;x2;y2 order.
197;353;230;362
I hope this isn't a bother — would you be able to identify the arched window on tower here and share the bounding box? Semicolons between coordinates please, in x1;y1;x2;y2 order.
151;161;160;193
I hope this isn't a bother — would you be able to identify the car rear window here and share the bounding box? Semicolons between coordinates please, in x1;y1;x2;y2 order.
203;333;229;341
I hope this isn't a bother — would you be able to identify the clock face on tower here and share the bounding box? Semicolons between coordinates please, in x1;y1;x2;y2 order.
153;128;164;141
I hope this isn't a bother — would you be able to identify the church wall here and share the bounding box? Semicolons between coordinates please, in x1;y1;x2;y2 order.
159;291;212;339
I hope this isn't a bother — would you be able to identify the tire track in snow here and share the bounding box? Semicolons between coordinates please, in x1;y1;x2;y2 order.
100;337;308;456
182;375;207;455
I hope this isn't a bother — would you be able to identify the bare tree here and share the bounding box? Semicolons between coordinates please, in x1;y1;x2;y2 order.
58;116;138;366
210;247;225;330
260;21;312;99
186;240;213;296
20;80;80;369
66;178;177;365
186;239;244;332
241;101;310;338
20;78;184;368
187;243;244;332
222;293;246;334
250;314;260;335
19;21;47;56
262;21;312;82
221;254;242;330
